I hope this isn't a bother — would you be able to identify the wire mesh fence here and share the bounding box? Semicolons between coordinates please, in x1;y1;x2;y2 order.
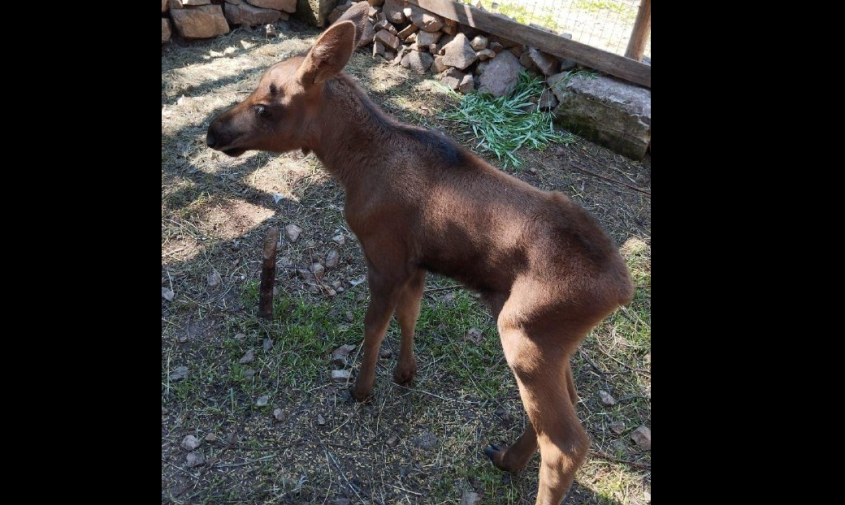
469;0;651;60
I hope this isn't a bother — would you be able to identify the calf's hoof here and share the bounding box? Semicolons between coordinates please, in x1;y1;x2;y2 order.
392;361;417;384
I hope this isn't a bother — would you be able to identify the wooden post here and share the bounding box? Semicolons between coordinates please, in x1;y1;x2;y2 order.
625;0;651;62
258;227;280;320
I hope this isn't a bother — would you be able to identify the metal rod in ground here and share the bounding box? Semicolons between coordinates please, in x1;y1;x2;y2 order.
258;227;280;320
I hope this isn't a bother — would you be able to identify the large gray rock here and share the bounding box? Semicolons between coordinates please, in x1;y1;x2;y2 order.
225;1;282;26
551;73;651;160
162;18;172;43
170;5;230;39
440;33;476;70
295;0;335;26
478;50;521;97
247;0;297;12
382;0;406;24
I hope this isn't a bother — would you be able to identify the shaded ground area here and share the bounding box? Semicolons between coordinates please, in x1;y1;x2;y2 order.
162;19;651;505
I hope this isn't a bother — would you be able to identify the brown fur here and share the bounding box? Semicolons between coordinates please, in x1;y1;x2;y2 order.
206;4;633;503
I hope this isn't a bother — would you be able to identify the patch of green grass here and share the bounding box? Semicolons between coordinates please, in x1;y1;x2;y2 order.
472;0;562;32
574;0;638;22
440;71;574;168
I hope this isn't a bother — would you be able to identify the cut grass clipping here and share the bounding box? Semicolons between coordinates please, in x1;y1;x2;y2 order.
439;71;574;168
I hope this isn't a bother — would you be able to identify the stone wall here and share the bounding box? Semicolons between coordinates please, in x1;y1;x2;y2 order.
162;0;651;160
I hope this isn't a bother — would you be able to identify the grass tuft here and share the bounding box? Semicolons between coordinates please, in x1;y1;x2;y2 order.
439;71;574;169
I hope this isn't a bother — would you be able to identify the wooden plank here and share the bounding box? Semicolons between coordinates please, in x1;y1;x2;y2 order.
258;227;279;320
625;0;651;61
405;0;650;88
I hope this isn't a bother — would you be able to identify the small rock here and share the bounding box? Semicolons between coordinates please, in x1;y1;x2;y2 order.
609;421;625;435
476;48;496;61
441;33;477;70
239;349;255;364
349;276;367;287
243;368;256;378
461;491;481;505
374;29;401;50
272;193;285;204
479;51;522;97
644;352;651;364
374;19;398;35
509;44;525;58
489;41;503;53
181;435;201;451
489;34;518;49
465;327;483;344
256;395;269;407
169;366;189;381
519;51;535;69
406;51;433;73
559;58;577;71
264;23;276;38
442;17;458;35
246;0;296;12
397;23;418;40
335;499;351;505
207;271;222;287
186;451;206;468
360;21;376;46
332;234;346;245
538;88;558;110
310;263;325;280
317;414;326;426
331;344;357;366
170;4;229;39
162;407;169;415
434;33;454;55
470;35;488;51
285;224;302;242
324;250;340;269
598;390;616;406
416;30;442;47
528;47;559;77
380;348;393;358
332;369;352;381
411;431;439;451
440;68;466;91
224;1;282;27
382;0;406;24
386;435;400;447
631;425;651;450
234;333;246;340
405;32;417;44
162;287;174;301
345;311;354;322
431;55;448;74
162;18;172;44
204;433;218;443
407;5;443;32
373;40;386;58
273;408;286;421
328;5;350;24
263;338;273;352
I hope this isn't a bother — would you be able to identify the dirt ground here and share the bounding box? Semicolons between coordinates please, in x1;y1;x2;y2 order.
162;19;651;505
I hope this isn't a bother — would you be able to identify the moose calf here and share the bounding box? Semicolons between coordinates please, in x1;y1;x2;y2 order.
206;4;634;503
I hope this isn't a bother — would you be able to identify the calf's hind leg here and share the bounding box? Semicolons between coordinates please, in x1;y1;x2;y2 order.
488;323;589;505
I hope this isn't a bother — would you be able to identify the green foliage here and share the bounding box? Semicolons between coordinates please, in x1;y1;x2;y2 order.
440;71;574;168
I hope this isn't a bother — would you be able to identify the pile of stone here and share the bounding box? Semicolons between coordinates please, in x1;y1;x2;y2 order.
162;0;297;43
330;0;575;105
